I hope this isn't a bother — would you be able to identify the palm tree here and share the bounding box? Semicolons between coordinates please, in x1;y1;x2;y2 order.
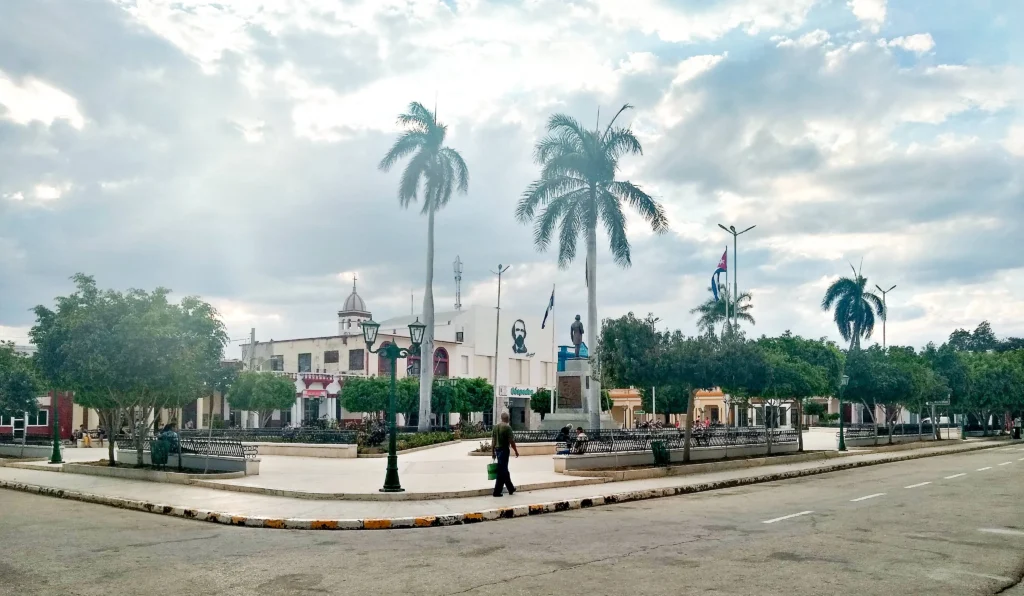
690;288;755;337
516;104;669;428
379;101;469;432
820;263;885;352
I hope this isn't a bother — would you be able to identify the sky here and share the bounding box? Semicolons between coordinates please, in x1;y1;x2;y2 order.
1;0;1022;358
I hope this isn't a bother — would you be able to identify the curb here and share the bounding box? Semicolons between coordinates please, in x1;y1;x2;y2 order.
0;441;1012;531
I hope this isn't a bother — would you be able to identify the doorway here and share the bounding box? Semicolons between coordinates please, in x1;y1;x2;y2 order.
12;416;25;440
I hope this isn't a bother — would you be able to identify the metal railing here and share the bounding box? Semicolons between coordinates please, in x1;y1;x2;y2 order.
116;436;258;460
837;424;938;439
555;428;799;455
178;428;357;445
0;433;53;446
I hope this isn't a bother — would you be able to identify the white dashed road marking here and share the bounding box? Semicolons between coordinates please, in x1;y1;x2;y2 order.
904;482;931;489
944;473;967;479
763;511;814;524
979;528;1024;537
850;493;886;502
977;467;992;471
998;462;1012;466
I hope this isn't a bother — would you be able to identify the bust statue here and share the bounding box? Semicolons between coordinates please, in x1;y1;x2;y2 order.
570;314;584;357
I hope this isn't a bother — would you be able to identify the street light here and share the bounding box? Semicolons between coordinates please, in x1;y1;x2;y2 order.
875;284;897;349
838;374;850;452
718;223;756;331
363;316;426;493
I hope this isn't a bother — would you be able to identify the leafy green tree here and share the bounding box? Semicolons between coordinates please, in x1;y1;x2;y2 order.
756;332;843;450
31;274;227;466
598;312;664;390
340;376;389;420
379;102;469;432
641;384;689;426
0;342;40;419
516;105;669;428
531;388;552;420
759;351;828;453
962;352;1024;435
821;264;885;352
690;288;755;337
227;371;299;427
458;377;493;421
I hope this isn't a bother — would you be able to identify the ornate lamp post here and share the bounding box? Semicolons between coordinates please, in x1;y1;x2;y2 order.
363;317;426;493
838;374;850;452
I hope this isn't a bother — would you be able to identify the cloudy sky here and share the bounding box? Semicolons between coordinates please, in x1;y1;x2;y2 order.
1;0;1022;357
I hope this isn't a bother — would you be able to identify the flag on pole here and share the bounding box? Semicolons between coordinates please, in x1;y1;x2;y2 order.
541;285;555;329
711;248;728;301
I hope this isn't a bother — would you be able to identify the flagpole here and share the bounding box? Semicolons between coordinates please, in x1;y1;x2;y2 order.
550;284;556;415
723;247;729;338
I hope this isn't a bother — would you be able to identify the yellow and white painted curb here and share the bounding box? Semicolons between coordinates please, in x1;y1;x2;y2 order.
0;441;1011;530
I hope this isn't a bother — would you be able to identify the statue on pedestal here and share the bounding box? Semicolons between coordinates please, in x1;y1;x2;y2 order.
570;314;584;357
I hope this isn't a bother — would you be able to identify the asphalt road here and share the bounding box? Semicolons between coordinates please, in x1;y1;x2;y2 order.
2;446;1022;596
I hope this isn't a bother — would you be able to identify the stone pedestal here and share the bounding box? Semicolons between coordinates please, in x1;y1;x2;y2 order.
541;358;616;430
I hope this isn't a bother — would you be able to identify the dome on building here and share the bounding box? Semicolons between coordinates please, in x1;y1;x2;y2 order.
340;277;369;315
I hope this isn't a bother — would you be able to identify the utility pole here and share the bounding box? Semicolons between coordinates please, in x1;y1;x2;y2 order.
454;256;463;311
875;284;896;349
249;327;256;371
718;224;756;330
491;264;510;427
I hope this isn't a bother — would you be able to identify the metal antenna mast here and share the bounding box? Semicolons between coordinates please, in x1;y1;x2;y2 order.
453;256;464;311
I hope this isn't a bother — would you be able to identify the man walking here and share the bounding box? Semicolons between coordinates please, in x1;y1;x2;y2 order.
491;411;519;497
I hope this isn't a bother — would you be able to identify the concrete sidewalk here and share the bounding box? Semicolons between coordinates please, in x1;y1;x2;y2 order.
1;439;1016;530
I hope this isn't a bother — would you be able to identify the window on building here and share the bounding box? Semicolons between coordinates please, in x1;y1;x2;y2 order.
509;359;521;385
348;349;365;370
270;355;284;371
378;342;393;375
0;415;12;426
433;348;449;377
461;355;470;375
455;331;464;342
298;353;312;373
27;410;48;427
408;352;421;376
324;350;339;364
279;408;292;427
521;360;530;386
738;408;749;427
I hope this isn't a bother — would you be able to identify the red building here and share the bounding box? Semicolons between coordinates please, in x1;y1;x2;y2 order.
0;391;74;440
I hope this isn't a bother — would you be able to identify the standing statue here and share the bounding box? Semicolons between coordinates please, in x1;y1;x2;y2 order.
570;314;585;357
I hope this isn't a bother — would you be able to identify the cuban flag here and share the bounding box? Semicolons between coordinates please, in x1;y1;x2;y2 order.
541;285;555;329
711;249;728;301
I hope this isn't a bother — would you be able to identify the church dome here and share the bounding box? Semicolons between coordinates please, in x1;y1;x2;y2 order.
340;277;368;314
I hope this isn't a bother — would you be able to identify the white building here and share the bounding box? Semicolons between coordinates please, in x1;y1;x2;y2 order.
233;280;559;429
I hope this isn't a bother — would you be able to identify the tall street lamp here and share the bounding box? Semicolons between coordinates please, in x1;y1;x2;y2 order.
875;284;896;348
362;317;426;493
718;223;756;331
490;264;510;427
838;374;850;452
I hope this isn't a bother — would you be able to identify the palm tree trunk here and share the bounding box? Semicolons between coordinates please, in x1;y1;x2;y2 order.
682;389;695;462
418;208;436;432
586;218;600;430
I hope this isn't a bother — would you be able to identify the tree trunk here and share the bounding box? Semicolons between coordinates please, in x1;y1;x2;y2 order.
682;390;695;462
797;399;804;452
101;409;118;467
765;405;773;456
918;410;923;438
418;208;435;432
586;212;600;430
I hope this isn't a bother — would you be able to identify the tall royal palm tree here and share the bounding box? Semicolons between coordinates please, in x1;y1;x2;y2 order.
380;101;469;432
690;288;755;338
820;263;885;352
516;104;668;429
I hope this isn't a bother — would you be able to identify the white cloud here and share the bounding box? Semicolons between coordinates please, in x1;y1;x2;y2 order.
848;0;886;33
776;29;831;48
0;71;85;129
885;33;935;54
1004;125;1024;156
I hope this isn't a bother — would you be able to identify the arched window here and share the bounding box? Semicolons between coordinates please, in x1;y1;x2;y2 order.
407;352;421;376
378;342;393;375
434;348;449;378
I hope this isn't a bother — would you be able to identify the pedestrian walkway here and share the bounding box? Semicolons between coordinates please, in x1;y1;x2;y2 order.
0;439;1011;530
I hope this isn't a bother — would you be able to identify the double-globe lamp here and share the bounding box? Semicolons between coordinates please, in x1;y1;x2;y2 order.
361;316;426;492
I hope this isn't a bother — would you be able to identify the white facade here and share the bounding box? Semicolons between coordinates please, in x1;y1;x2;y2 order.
236;278;559;428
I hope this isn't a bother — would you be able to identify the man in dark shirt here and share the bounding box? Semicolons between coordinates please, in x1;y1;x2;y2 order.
491;411;519;497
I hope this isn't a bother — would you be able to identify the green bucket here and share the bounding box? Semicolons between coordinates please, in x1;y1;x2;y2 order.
487;461;498;481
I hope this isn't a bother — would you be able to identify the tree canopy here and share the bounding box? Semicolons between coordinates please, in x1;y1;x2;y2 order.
227;371;298;427
0;342;41;418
